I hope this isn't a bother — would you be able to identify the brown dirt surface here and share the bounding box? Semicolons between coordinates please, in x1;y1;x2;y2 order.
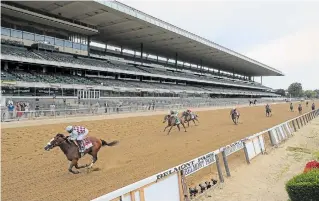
1;102;317;201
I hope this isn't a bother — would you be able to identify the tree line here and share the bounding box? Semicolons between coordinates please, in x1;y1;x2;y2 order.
275;82;318;98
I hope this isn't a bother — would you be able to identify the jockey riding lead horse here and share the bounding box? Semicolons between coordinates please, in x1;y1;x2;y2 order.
44;126;118;174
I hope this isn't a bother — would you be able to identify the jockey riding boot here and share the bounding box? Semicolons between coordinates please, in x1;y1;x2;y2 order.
76;140;84;155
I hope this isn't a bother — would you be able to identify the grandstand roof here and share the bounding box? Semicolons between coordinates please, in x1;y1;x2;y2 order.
8;1;284;77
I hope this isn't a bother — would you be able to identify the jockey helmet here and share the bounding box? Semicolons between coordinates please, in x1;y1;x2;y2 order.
66;125;73;133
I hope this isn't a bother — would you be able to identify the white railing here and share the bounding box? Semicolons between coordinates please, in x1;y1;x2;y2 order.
1;99;283;122
91;109;319;201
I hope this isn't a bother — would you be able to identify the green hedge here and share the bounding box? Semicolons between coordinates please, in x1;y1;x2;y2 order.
286;169;319;201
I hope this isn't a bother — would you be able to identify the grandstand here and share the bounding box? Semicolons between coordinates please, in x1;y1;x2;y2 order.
1;1;283;107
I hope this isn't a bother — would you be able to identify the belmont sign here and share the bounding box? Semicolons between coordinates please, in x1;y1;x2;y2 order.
223;140;245;156
156;152;216;180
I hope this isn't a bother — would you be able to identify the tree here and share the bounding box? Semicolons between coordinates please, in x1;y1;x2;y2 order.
275;89;286;96
314;89;319;98
288;82;303;97
304;90;316;99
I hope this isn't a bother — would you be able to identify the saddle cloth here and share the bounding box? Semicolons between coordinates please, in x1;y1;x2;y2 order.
80;138;93;150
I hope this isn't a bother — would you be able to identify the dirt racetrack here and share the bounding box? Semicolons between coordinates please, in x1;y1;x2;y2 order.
1;102;317;201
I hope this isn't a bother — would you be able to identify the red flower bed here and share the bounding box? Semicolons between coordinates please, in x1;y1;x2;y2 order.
303;160;319;173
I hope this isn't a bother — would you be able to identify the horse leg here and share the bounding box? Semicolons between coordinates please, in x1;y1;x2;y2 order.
163;125;169;132
167;126;173;135
181;122;187;132
75;163;88;169
177;124;181;131
69;159;80;174
87;152;98;169
192;119;196;126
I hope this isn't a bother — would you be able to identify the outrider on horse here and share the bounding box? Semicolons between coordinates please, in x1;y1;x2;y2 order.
163;110;187;135
44;132;118;174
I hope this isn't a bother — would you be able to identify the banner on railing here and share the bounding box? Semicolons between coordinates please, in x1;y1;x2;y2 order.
222;140;245;156
156;151;216;180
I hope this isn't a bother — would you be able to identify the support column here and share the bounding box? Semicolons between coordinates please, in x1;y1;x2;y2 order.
156;55;158;62
233;68;235;79
87;36;91;56
140;43;144;65
200;59;203;74
261;76;263;84
120;46;123;55
175;52;178;70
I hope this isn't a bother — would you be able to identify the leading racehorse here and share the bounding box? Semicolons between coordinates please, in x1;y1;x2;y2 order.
181;111;199;127
163;114;187;135
230;109;240;125
44;133;118;174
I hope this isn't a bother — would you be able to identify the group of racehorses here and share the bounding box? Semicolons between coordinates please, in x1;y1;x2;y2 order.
163;110;199;135
44;101;315;174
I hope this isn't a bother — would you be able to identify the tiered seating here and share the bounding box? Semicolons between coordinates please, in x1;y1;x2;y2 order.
14;71;46;83
1;70;19;81
1;45;275;95
1;45;41;60
1;69;275;96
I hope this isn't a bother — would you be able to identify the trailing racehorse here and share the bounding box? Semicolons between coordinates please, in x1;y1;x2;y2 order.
230;110;240;125
44;133;118;174
181;111;199;127
163;114;187;135
298;104;303;114
290;103;294;112
266;107;272;117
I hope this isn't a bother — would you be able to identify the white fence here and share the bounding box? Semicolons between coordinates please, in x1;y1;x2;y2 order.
1;99;276;122
91;109;319;201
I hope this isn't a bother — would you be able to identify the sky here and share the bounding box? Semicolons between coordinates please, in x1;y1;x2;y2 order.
119;0;319;90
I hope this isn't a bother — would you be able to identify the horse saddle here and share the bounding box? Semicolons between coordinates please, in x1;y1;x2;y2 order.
80;138;93;151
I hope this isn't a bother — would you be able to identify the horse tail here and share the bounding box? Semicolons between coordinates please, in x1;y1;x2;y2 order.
101;139;119;147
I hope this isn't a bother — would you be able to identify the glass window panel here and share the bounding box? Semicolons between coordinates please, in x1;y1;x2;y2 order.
1;27;10;36
64;40;72;48
73;43;81;50
35;34;44;42
11;30;22;38
55;38;64;46
45;36;54;45
81;44;87;51
23;32;34;41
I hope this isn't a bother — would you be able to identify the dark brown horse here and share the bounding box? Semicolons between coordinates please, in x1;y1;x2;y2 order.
181;111;199;127
44;133;118;174
163;114;187;135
